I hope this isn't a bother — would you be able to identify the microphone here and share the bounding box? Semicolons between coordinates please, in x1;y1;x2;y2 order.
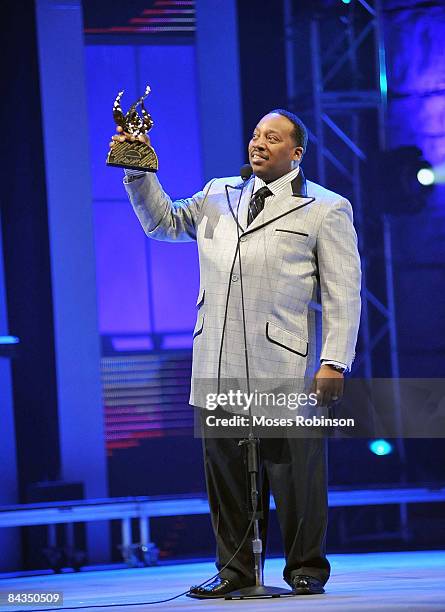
224;164;252;228
240;164;253;182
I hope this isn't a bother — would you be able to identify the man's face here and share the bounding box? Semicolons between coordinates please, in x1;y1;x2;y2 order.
248;113;303;183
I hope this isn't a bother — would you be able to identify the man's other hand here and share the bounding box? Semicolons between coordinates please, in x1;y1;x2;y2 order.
109;125;150;148
311;364;344;407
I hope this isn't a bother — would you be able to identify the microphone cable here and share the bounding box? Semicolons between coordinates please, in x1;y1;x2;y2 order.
222;166;254;398
25;501;259;611
218;169;252;390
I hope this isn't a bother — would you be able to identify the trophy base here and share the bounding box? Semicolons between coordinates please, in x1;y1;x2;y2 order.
106;140;158;172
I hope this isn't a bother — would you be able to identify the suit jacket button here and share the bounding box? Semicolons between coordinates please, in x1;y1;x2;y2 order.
240;236;247;242
231;274;239;282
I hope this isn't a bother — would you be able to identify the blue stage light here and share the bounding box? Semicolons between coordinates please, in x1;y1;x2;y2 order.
369;439;393;456
417;168;435;186
341;0;352;3
0;335;20;344
376;146;433;214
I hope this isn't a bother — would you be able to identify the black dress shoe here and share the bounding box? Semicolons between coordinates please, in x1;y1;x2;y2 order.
187;577;245;599
291;575;325;595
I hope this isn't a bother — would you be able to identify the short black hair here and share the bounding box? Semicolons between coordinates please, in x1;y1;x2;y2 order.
269;108;308;154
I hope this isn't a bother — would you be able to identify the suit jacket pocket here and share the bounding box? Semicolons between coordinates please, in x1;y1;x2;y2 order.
266;321;308;357
275;228;309;239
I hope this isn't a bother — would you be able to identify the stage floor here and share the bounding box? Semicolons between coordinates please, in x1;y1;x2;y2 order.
0;550;444;611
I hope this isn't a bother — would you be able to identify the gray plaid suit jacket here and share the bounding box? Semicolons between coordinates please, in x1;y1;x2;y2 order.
125;170;361;408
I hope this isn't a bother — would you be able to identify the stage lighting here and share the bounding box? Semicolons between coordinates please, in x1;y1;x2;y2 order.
417;167;435;186
0;335;20;358
369;439;393;456
376;146;434;215
341;0;352;3
0;335;19;344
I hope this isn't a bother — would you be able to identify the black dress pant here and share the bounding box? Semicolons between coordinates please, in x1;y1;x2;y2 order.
200;415;330;586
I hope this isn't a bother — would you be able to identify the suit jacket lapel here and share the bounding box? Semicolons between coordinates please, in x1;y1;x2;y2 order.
291;167;308;197
244;168;315;235
226;176;254;233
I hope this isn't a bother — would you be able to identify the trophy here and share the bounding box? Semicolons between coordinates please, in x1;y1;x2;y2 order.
106;85;158;172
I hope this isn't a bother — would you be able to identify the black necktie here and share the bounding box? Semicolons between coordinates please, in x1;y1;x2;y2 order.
247;186;272;226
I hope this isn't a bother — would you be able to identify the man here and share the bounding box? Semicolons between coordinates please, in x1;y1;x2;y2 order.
111;109;361;596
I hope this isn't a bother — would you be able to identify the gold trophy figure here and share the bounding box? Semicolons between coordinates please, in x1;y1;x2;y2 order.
106;85;158;172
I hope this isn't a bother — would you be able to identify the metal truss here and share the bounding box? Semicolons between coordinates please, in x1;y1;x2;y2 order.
284;0;398;380
283;0;409;539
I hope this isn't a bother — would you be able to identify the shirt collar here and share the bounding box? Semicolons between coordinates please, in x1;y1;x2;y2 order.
253;166;300;197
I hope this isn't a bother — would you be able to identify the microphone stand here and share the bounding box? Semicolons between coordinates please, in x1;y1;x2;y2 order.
225;426;293;599
224;167;293;599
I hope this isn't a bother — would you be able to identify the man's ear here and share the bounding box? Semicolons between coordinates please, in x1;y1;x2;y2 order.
294;146;304;162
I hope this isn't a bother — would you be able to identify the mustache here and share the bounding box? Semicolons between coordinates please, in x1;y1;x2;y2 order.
250;150;269;159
